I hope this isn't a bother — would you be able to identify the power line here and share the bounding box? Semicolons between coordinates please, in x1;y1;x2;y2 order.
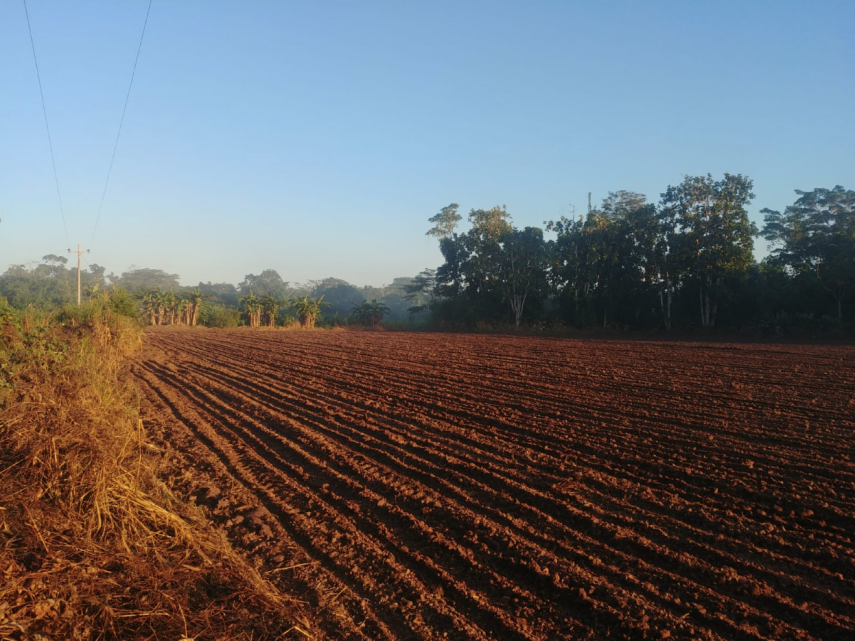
89;0;153;251
23;0;70;247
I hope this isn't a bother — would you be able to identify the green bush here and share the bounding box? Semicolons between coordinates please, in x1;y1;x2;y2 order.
200;304;242;328
53;289;140;327
107;287;138;318
318;311;349;328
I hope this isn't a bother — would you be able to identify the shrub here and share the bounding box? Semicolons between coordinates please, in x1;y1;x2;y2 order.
200;303;242;328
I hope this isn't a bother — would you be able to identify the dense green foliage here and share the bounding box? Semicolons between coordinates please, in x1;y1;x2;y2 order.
0;256;99;308
3;179;850;335
350;300;391;327
761;186;855;324
0;263;422;330
424;180;854;334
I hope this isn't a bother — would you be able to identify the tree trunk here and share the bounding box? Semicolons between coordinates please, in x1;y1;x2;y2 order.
666;279;672;330
659;277;672;331
511;296;522;327
510;289;526;328
699;287;715;328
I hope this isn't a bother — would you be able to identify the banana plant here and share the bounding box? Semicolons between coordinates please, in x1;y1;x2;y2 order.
174;296;190;325
164;291;179;325
188;287;206;326
259;294;280;327
140;289;158;325
240;291;263;327
154;290;168;325
289;295;329;329
350;299;391;327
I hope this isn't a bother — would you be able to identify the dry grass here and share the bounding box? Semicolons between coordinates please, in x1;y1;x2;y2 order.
0;304;316;640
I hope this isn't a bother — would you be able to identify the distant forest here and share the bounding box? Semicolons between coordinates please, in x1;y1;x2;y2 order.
0;260;424;329
2;176;853;335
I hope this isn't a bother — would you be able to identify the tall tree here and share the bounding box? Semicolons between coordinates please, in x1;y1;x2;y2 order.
601;190;647;218
311;279;364;318
435;237;465;299
0;259;77;308
403;268;437;316
660;174;756;328
500;227;548;327
426;203;462;239
547;195;665;329
113;268;181;293
239;269;288;298
761;186;855;322
468;206;512;240
463;206;513;306
199;281;239;307
547;214;592;326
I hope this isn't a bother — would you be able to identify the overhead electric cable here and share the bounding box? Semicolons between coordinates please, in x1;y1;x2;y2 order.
89;0;153;251
23;0;70;246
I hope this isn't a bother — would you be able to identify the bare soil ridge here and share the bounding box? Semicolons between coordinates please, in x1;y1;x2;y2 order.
134;328;855;640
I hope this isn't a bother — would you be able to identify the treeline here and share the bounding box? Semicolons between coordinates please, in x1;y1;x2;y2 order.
195;273;422;327
2;175;851;335
0;260;428;329
414;178;854;335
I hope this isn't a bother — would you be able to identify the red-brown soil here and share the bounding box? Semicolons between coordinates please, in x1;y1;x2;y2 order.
132;329;855;640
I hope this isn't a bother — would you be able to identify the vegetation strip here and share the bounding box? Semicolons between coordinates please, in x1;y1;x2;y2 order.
0;303;316;640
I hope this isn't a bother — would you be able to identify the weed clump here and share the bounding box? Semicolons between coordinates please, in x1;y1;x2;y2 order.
0;301;314;639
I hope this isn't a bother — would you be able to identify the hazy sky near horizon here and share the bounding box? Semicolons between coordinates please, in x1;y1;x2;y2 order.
2;1;853;287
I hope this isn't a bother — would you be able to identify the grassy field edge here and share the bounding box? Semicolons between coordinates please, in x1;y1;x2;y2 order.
0;301;315;640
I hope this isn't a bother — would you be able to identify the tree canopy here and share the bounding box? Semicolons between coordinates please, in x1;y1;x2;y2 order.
761;186;855;322
3;178;852;335
424;178;853;333
111;268;181;293
238;269;289;299
426;203;462;240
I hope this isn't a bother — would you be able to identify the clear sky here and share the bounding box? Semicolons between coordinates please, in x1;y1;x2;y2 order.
2;1;853;287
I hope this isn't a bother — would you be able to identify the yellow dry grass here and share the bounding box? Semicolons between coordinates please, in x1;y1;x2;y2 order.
0;304;316;640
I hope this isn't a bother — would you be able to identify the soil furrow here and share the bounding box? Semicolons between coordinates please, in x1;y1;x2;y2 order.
134;329;855;641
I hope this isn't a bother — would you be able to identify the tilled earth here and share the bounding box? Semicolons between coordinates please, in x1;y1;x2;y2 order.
132;329;855;640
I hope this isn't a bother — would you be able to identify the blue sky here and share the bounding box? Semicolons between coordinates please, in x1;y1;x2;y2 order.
2;1;853;286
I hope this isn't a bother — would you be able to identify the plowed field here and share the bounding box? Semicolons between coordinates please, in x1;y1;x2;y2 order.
132;329;855;640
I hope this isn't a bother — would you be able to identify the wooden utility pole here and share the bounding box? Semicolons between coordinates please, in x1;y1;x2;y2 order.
68;244;89;305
